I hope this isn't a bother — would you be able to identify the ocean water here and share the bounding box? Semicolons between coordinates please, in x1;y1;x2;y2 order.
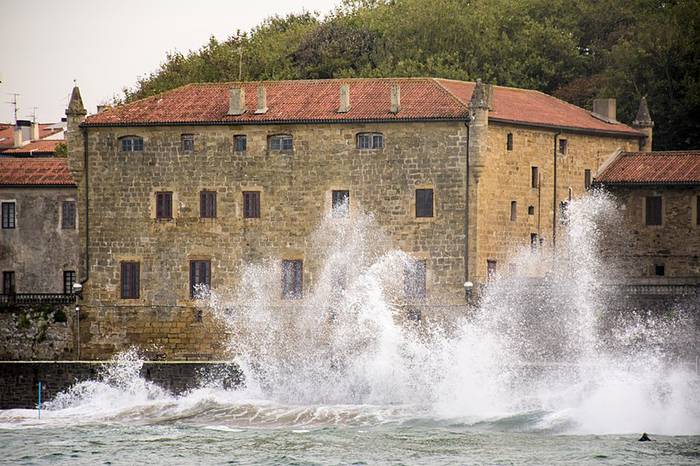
1;192;699;465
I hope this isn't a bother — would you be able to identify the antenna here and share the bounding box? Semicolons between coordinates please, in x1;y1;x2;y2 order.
6;93;19;124
27;107;38;123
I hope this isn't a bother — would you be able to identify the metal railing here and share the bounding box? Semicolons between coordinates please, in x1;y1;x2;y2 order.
0;293;76;306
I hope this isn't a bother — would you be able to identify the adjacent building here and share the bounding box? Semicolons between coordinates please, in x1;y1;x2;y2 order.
64;78;652;359
0;120;65;157
0;157;79;298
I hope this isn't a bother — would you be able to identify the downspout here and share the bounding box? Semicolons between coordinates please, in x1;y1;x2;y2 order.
464;120;470;288
552;130;561;253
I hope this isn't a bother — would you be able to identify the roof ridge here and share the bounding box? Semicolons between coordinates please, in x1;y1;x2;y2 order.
189;77;438;86
622;150;700;155
430;78;471;110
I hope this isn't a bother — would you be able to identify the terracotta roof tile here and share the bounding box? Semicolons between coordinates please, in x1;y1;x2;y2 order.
1;139;62;155
84;78;642;137
595;151;700;185
0;123;64;150
0;157;75;186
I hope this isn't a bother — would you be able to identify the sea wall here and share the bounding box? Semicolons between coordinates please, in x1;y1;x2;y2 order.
0;304;76;360
0;361;240;409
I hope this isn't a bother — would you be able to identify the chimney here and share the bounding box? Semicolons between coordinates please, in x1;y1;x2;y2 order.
390;84;400;114
228;87;245;115
30;121;40;141
592;98;617;123
13;125;23;148
255;85;268;114
338;84;350;113
96;104;111;113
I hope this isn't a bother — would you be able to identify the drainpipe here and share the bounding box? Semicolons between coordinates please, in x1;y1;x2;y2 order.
552;130;561;253
463;120;471;304
81;126;90;284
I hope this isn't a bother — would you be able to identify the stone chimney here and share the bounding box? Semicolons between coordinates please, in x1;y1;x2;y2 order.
632;96;654;152
228;87;245;115
13;125;23;148
30;121;40;141
338;84;350;113
96;104;111;113
390;84;400;114
255;85;268;114
468;79;490;181
592;98;617;123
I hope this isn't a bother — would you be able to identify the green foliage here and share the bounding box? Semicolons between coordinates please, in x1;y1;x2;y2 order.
53;142;67;157
121;0;698;150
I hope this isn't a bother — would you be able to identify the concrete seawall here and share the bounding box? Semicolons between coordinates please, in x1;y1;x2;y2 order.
0;361;240;409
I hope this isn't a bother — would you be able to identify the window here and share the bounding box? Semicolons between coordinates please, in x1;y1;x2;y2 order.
269;134;293;151
234;135;247;152
510;201;517;221
156;192;173;219
2;202;16;229
282;259;303;299
2;271;15;295
654;264;665;276
506;133;513;151
61;200;76;229
181;134;194;152
530;233;539;252
332;190;350;217
584;169;592;190
559;201;569;224
696;196;700;226
357;133;384;150
487;260;497;281
645;196;662;226
120;262;140;299
404;260;427;299
243;191;260;218
120;136;143;152
63;271;76;295
558;138;568;155
190;260;211;298
416;189;434;218
531;167;539;188
528;205;535;215
200;191;217;218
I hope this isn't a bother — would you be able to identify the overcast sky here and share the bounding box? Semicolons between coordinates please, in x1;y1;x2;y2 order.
1;0;341;123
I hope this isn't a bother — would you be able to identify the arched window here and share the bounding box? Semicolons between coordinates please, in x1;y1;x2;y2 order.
357;132;383;149
119;136;144;152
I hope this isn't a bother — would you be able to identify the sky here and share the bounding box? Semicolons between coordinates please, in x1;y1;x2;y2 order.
1;0;342;124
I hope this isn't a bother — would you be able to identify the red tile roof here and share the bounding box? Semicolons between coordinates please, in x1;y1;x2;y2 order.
1;139;62;155
0;157;75;186
0;123;63;150
595;151;700;185
84;78;642;137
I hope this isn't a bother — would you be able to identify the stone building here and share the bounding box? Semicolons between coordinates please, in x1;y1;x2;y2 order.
594;149;700;282
0;157;79;297
66;78;649;359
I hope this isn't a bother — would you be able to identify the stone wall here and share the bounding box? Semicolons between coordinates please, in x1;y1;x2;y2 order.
0;304;76;360
72;121;470;359
472;123;639;281
599;186;700;279
0;186;80;293
0;361;240;409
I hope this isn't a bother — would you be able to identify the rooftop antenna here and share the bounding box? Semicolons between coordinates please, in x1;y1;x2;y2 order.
6;93;19;124
27;106;38;123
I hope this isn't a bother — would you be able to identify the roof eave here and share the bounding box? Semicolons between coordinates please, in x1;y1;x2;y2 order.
592;181;700;187
0;183;77;188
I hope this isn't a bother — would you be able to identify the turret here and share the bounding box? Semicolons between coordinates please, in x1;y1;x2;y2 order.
468;79;490;180
632;96;653;152
65;85;88;278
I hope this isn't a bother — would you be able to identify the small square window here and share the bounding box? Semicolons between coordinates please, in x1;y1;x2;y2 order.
61;201;76;229
506;133;513;151
487;260;497;281
63;271;76;295
269;135;293;151
510;201;517;221
200;191;217;219
243;191;260;218
654;264;665;276
416;189;433;218
2;271;15;295
528;205;535;215
234;135;247;152
156;192;173;219
120;262;140;299
332;190;350;217
2;201;16;229
181;134;194;152
530;233;539;252
584;169;592;190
